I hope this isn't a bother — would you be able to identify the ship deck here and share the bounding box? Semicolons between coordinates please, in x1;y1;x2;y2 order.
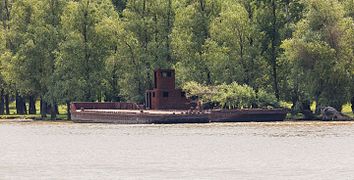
71;102;288;124
79;109;208;115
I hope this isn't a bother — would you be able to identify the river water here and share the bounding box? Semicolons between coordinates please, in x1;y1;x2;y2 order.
1;121;354;180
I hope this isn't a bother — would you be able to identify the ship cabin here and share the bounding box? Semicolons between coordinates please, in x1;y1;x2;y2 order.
145;69;190;110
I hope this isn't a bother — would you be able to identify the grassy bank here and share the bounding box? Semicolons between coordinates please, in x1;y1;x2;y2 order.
342;104;354;118
0;114;69;121
310;103;353;118
0;100;69;121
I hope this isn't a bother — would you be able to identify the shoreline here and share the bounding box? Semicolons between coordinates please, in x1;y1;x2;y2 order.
0;118;72;123
1;118;353;124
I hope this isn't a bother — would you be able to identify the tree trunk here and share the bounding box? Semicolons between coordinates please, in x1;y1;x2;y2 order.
290;95;298;117
55;104;59;114
206;68;212;85
109;64;121;102
97;93;102;102
5;94;10;115
166;0;172;62
82;1;92;101
46;104;51;114
23;96;27;114
301;100;314;120
66;100;71;120
16;93;26;115
40;98;47;118
104;93;111;102
271;0;280;100
0;89;4;115
50;106;56;120
16;93;20;114
29;95;36;114
50;102;58;120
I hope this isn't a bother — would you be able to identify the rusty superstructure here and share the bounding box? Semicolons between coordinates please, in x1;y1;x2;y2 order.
145;69;190;110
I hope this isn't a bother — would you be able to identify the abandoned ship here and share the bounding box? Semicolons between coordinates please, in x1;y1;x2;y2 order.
71;69;288;124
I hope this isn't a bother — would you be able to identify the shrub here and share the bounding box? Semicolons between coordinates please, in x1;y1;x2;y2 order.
212;83;256;109
183;81;279;109
182;81;215;102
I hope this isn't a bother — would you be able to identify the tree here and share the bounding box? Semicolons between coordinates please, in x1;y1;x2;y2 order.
0;13;6;114
206;1;260;86
4;0;42;115
339;0;354;113
95;16;124;102
282;0;353;111
0;0;15;115
55;0;120;119
33;0;67;119
0;57;4;114
253;0;304;99
118;0;176;102
3;0;66;116
172;0;221;85
0;51;11;115
1;0;352;118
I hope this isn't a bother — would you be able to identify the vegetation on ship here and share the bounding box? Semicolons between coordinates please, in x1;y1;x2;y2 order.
0;0;353;120
183;82;279;109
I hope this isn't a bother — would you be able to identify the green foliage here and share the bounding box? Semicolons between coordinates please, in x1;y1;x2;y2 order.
212;83;257;109
0;0;352;116
182;81;216;102
282;0;353;110
115;0;176;102
207;2;254;84
55;0;119;102
256;89;279;108
172;0;221;84
183;81;279;109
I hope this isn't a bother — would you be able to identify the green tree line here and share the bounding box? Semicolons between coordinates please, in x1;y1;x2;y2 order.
0;0;353;119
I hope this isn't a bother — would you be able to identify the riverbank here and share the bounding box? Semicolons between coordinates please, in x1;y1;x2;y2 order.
1;118;354;124
0;118;72;123
1;104;352;123
0;114;70;122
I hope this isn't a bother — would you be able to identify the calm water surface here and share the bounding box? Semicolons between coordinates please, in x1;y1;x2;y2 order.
1;121;354;180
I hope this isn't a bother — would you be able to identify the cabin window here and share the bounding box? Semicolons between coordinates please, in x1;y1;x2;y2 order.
163;91;169;97
181;92;186;97
161;71;172;77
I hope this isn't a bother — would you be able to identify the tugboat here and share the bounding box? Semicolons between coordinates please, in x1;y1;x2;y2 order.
71;69;287;124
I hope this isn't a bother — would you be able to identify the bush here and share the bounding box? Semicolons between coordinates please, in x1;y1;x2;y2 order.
182;81;279;109
211;83;256;109
182;81;215;102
